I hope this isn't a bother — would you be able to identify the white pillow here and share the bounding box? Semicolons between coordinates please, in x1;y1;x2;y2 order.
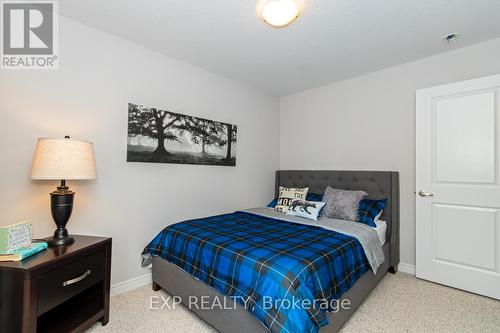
286;199;326;221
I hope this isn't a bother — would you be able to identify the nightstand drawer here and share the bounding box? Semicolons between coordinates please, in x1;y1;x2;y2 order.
38;250;106;315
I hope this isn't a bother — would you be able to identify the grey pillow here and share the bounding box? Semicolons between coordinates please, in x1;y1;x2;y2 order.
322;186;367;221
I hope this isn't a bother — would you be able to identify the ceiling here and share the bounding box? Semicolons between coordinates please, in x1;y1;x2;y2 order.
60;0;500;96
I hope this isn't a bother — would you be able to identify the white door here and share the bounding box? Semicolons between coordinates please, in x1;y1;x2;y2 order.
416;74;500;300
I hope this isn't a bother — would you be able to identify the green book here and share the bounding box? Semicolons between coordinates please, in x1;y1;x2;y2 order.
0;242;47;262
0;221;32;253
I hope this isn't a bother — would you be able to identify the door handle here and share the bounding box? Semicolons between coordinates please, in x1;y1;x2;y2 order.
418;191;434;197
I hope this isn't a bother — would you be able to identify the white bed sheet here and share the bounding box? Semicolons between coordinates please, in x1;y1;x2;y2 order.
374;219;387;246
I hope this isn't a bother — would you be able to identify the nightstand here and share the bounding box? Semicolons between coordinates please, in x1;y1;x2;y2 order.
0;235;112;333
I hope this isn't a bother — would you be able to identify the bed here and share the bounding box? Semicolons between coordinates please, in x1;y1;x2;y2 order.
146;170;399;333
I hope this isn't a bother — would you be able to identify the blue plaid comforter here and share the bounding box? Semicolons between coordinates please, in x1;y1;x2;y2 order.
142;211;369;333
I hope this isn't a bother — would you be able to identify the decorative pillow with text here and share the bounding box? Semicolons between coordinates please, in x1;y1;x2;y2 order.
274;186;309;213
267;192;323;209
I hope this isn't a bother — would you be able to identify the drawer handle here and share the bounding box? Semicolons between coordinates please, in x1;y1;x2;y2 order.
63;270;92;287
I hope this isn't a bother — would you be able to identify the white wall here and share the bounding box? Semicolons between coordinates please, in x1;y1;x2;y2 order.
280;38;500;268
0;17;280;286
3;14;499;284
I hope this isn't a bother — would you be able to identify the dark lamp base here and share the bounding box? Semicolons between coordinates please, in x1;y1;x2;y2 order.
47;227;75;246
49;180;75;247
47;236;75;246
47;235;75;246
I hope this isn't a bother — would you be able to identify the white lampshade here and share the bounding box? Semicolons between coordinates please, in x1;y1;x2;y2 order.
31;138;97;180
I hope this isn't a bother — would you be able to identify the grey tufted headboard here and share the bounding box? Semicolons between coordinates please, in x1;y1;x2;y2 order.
275;170;400;269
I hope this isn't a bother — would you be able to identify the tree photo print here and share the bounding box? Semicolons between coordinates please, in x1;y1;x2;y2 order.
127;103;237;166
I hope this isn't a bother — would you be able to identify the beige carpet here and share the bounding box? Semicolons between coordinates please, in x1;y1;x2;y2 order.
88;272;500;333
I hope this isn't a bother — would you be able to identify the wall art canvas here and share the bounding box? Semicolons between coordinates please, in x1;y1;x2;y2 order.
127;103;237;166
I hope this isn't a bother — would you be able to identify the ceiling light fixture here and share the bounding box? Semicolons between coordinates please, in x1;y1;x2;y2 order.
261;0;300;28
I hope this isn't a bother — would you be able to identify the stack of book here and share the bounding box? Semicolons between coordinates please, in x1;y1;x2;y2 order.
0;221;48;262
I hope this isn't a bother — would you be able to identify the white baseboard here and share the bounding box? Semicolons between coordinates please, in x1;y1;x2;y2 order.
398;262;416;275
111;272;152;296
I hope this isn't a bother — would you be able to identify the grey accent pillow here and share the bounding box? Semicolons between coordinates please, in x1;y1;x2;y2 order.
322;186;367;221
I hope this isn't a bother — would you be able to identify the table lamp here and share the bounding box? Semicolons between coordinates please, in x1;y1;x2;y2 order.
30;136;97;246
